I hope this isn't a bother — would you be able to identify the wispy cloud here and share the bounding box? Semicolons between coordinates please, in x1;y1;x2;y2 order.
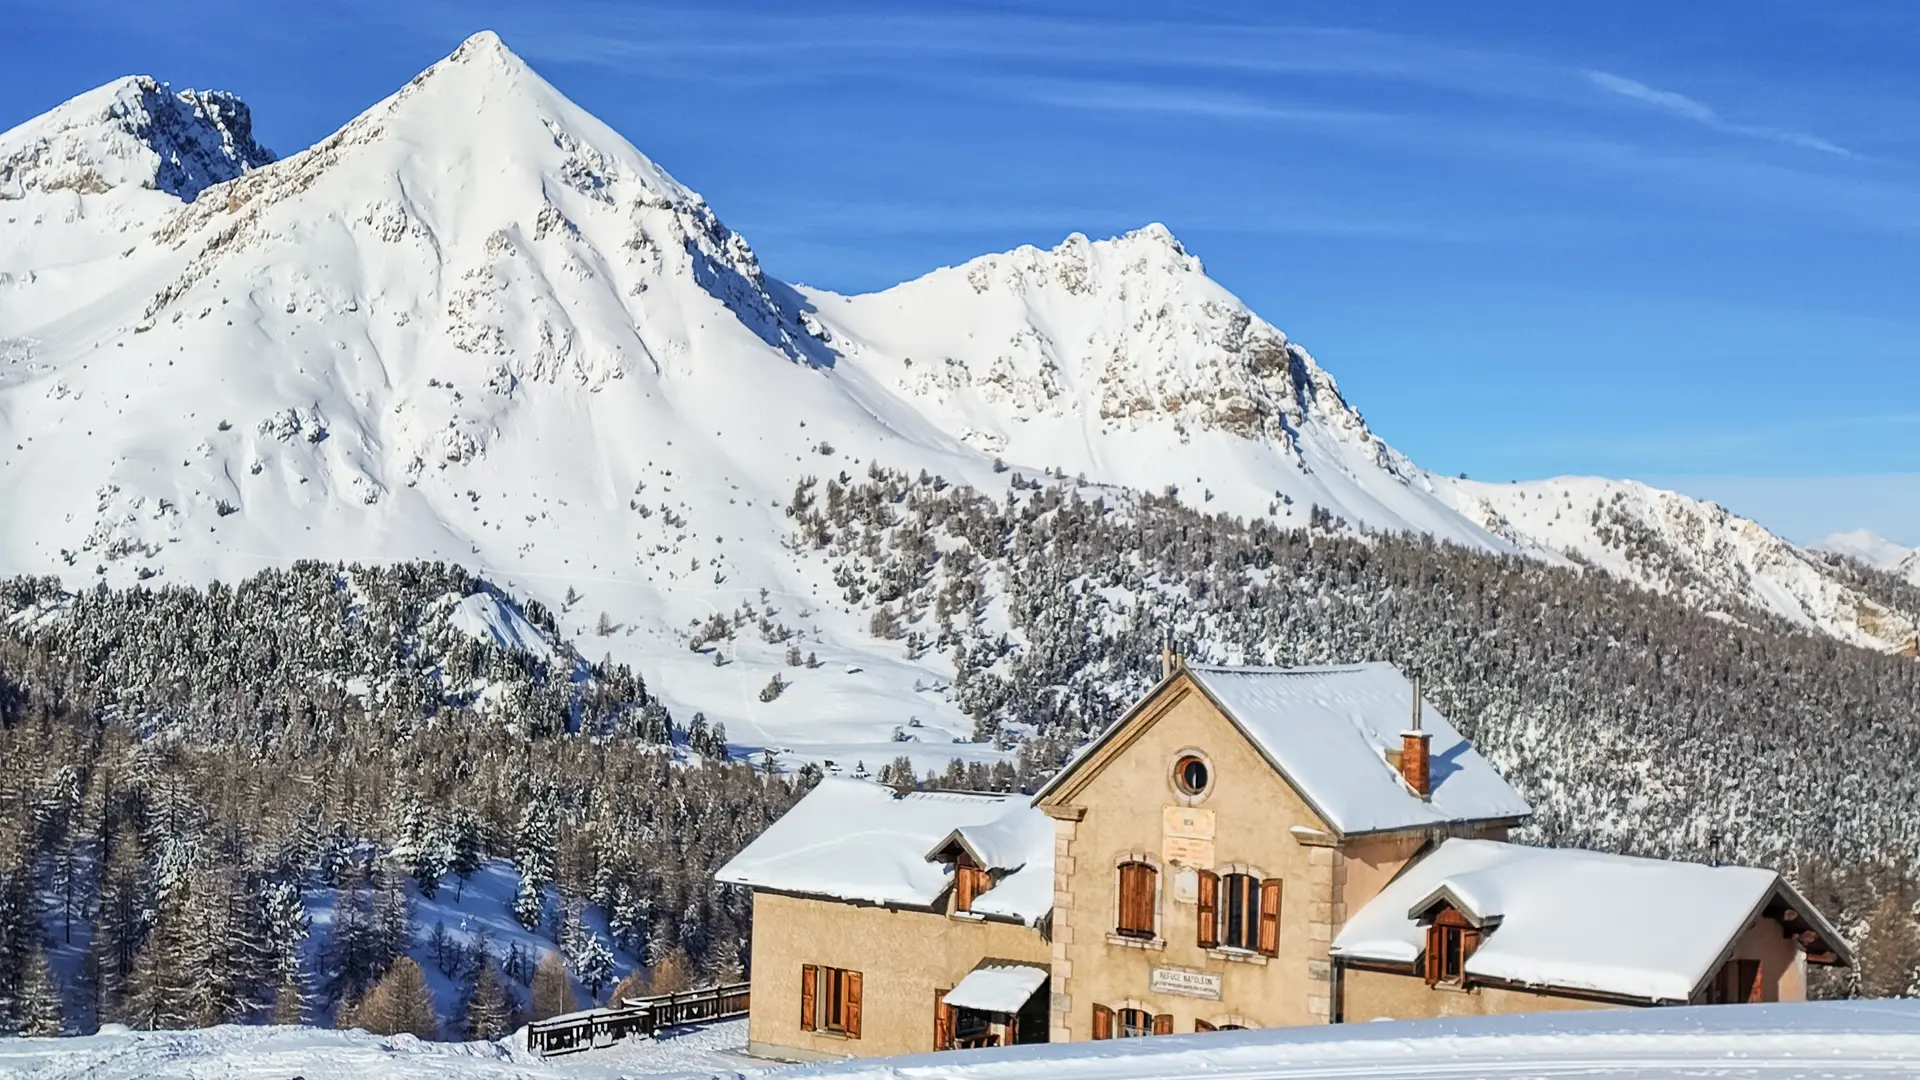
1584;70;1858;158
978;77;1392;126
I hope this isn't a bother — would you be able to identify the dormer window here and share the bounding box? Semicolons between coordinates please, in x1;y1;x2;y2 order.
954;854;991;912
1424;907;1479;985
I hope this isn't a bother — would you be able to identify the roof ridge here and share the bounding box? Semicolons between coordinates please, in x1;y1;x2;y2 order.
1187;660;1388;675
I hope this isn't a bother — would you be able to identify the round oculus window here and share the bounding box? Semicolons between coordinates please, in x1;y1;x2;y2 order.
1175;755;1210;796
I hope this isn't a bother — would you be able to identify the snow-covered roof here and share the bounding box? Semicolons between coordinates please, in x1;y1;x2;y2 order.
715;778;1053;925
941;961;1051;1012
1037;662;1531;836
1333;838;1844;1002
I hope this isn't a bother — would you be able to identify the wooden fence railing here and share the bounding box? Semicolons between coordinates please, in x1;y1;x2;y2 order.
526;981;751;1057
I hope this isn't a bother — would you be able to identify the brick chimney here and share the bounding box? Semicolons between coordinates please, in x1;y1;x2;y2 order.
1400;673;1432;800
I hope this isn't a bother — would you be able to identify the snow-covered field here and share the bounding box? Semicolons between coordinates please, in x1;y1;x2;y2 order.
6;1002;1920;1080
0;1017;756;1080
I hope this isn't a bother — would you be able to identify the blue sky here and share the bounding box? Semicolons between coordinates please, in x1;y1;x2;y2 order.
6;0;1917;544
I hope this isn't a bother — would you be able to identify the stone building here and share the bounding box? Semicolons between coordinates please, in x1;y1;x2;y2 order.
718;657;1849;1060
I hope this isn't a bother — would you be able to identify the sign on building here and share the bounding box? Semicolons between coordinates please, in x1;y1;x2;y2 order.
1150;966;1224;1000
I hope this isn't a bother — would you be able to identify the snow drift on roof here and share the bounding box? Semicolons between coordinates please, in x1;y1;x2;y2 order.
715;778;1053;924
1333;838;1794;1002
1184;663;1532;835
1040;661;1529;836
942;961;1050;1012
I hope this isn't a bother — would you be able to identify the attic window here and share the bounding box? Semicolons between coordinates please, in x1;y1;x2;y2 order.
1174;754;1210;797
954;854;992;912
1423;907;1479;985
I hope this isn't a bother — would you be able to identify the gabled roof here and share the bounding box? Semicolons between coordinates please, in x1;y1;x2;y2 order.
1332;838;1851;1003
714;777;1053;925
1035;662;1531;836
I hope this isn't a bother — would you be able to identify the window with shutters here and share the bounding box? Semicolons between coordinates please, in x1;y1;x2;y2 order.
954;854;991;913
1222;872;1258;950
1423;908;1478;986
1199;871;1280;956
1116;861;1158;938
801;964;863;1037
1094;1003;1169;1039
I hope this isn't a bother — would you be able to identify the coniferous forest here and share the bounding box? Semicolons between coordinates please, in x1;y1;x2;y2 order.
2;470;1918;1038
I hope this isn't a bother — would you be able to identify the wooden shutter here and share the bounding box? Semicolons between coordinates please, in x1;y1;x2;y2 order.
956;857;989;912
1258;878;1282;956
1153;1013;1173;1036
800;964;818;1030
845;970;863;1039
934;990;955;1050
1194;1018;1217;1033
1091;1003;1113;1040
1739;959;1763;1004
1118;863;1156;936
1422;927;1441;984
1196;869;1219;948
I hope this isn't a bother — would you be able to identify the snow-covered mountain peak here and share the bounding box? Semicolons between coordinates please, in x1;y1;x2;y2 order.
443;28;523;68
812;222;1409;501
1819;529;1920;586
0;74;272;202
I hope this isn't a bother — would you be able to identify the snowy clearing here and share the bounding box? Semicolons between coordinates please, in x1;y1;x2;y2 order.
0;1017;755;1080
6;1003;1920;1080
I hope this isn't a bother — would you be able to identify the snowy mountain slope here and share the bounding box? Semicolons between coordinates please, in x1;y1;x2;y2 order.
1821;529;1920;585
805;226;1496;547
1438;477;1919;652
0;75;273;340
7;1001;1920;1080
0;31;1025;773
0;74;271;201
0;31;1911;774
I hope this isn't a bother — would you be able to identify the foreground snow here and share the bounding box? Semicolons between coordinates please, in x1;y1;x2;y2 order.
758;1002;1920;1080
7;1003;1920;1079
0;1017;755;1079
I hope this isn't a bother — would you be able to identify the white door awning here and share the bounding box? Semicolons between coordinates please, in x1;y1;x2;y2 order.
943;961;1049;1013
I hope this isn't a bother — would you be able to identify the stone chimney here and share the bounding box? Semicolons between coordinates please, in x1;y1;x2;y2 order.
1160;632;1183;679
1400;673;1432;800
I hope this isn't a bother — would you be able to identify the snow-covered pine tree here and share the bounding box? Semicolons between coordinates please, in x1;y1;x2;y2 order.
447;810;486;902
372;863;413;975
391;799;450;899
567;928;615;1003
260;879;310;982
512;796;556;931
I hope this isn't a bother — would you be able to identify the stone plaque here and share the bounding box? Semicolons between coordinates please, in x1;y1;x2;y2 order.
1162;835;1215;869
1150;966;1223;1000
1163;806;1216;840
1173;866;1199;903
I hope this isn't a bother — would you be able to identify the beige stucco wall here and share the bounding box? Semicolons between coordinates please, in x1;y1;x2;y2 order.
1340;965;1618;1021
1723;916;1807;1002
1045;678;1343;1040
744;889;1050;1061
1340;833;1429;916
